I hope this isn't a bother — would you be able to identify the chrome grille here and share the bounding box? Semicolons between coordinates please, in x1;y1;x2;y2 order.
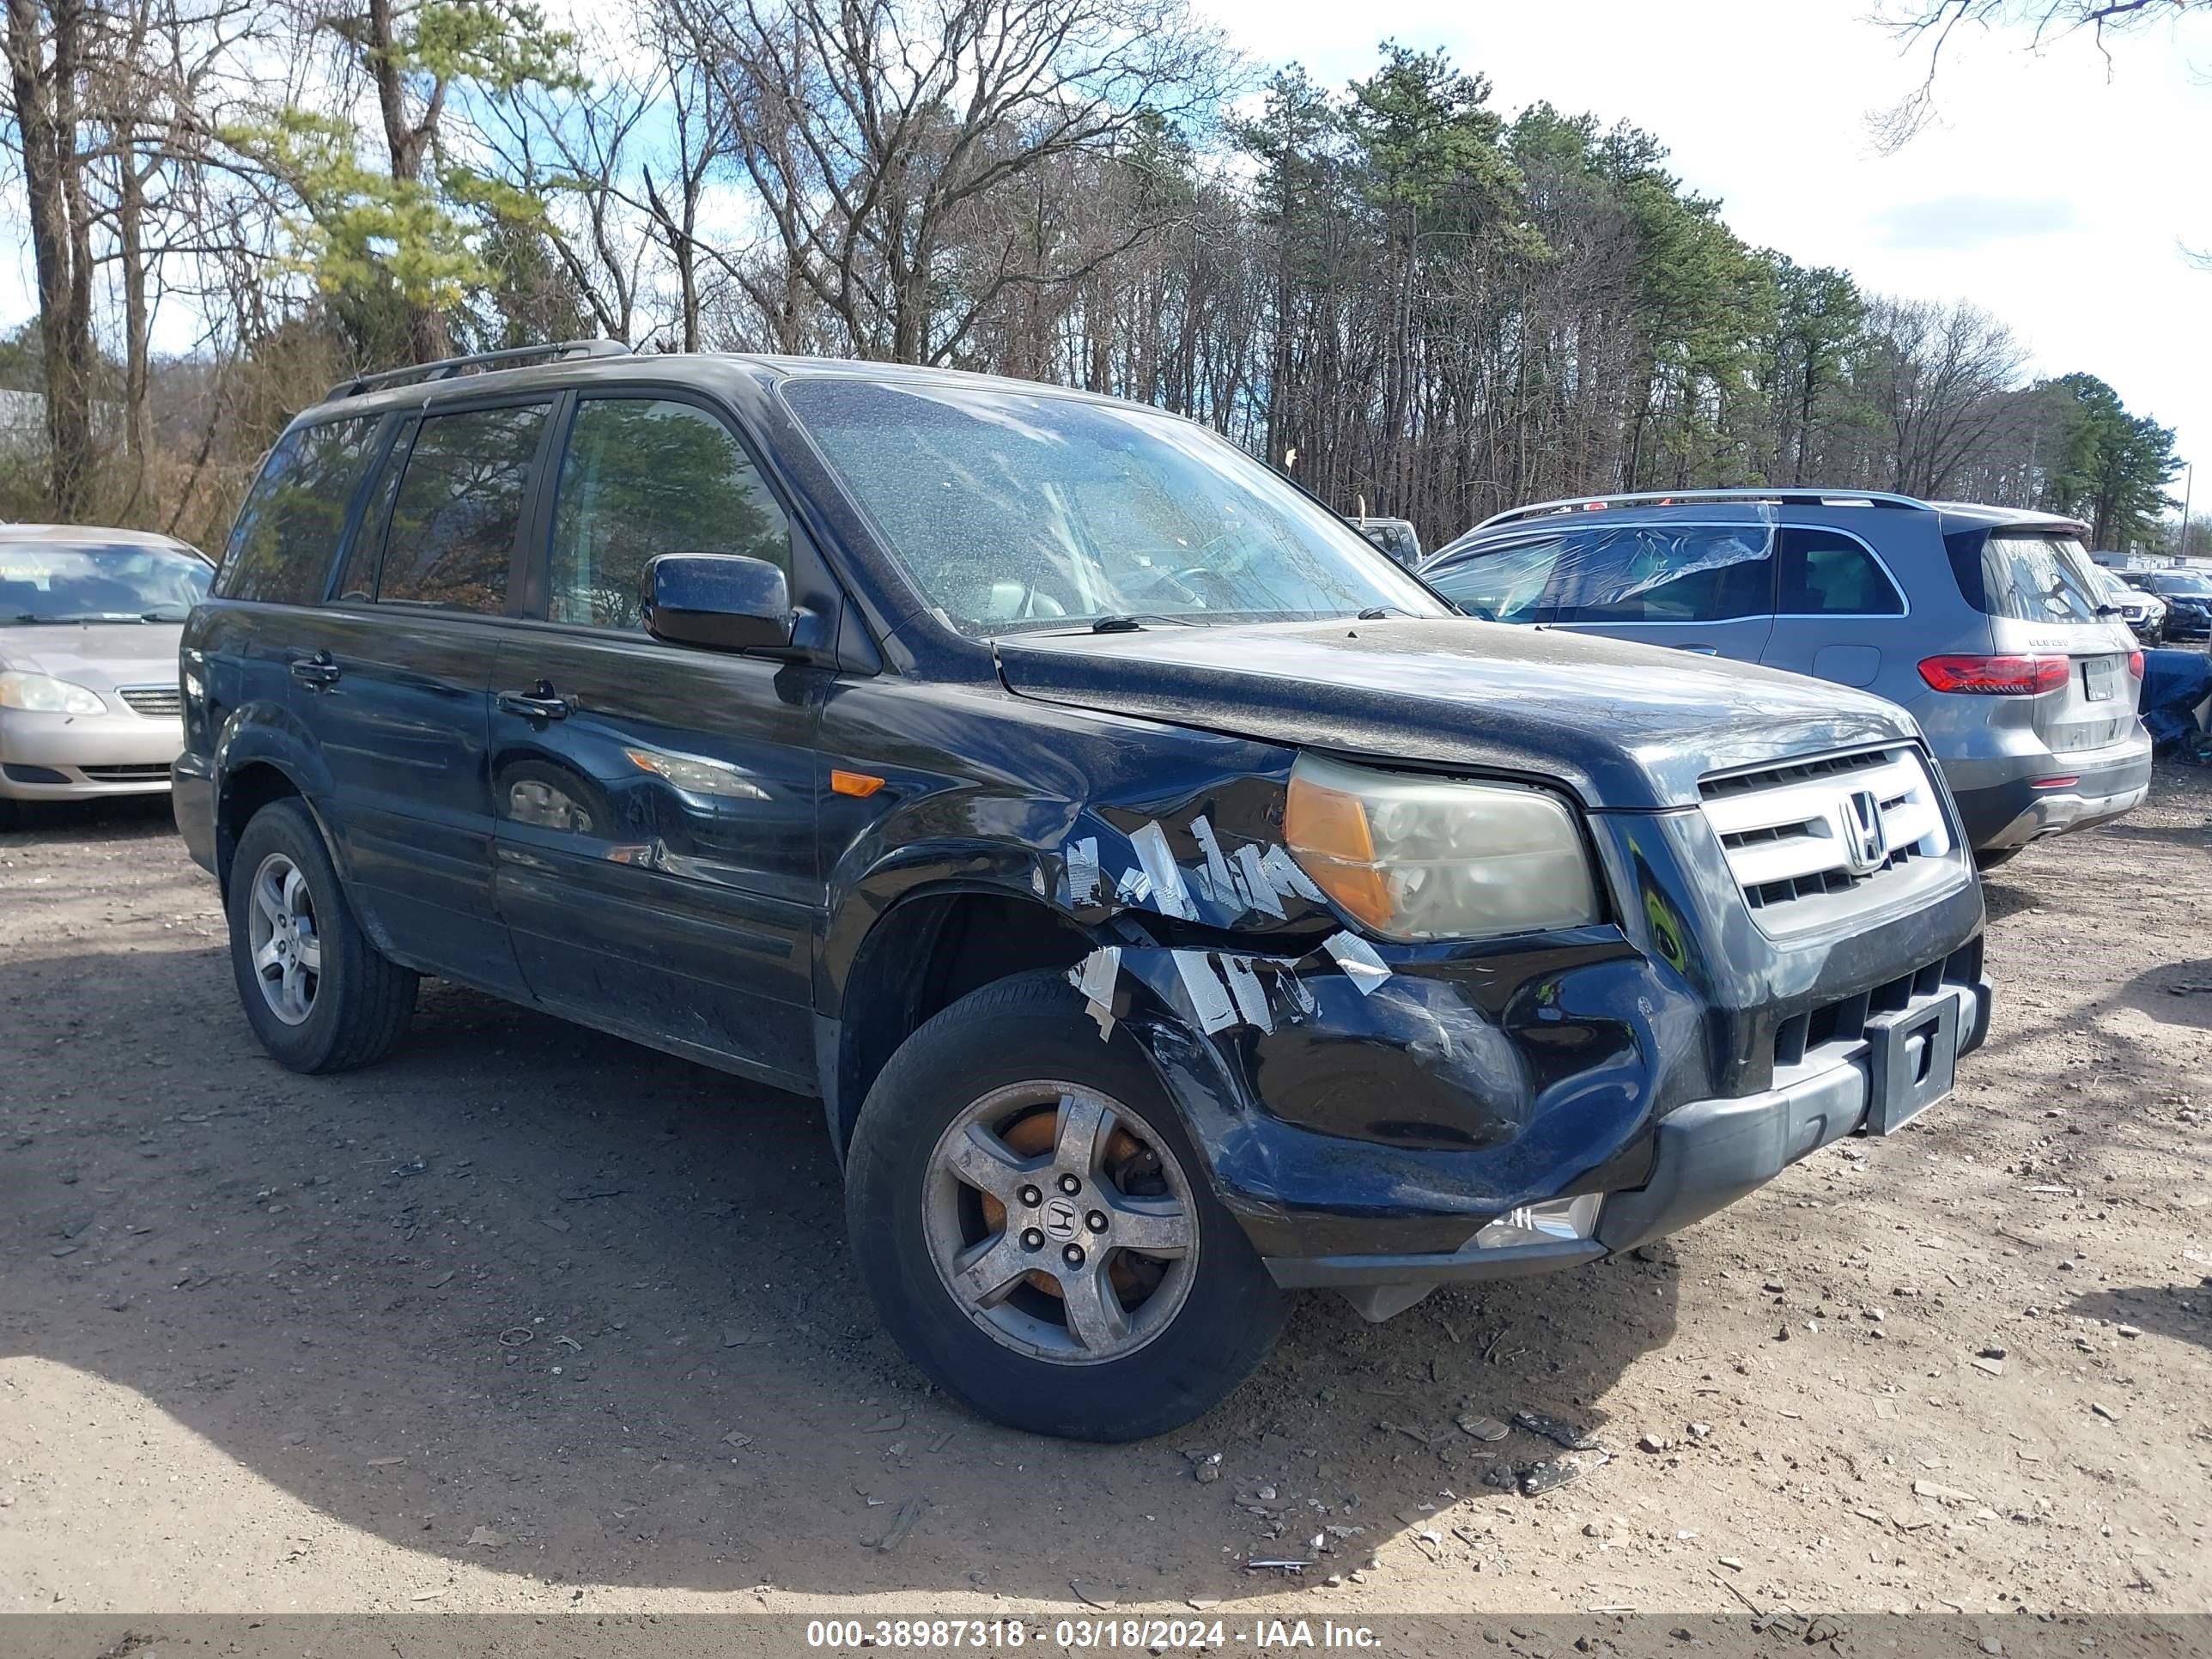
118;684;181;718
1701;745;1958;931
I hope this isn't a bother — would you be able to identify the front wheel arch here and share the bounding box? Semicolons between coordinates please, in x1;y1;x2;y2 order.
826;885;1100;1155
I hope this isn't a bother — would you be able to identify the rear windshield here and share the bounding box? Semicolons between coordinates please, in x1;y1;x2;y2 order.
0;540;212;623
1962;532;2106;624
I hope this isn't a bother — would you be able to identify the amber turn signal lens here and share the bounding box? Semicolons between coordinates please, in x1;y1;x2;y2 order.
830;769;885;798
1284;771;1394;931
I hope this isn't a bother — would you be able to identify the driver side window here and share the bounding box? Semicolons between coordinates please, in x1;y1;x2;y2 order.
548;397;790;631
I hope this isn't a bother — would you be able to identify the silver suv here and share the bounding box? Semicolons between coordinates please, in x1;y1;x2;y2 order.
1421;490;2151;867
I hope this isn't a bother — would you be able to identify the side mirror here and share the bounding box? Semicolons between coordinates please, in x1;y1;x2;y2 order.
643;554;793;653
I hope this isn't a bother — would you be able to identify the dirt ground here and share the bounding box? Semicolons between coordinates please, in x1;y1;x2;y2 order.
2;767;2208;1626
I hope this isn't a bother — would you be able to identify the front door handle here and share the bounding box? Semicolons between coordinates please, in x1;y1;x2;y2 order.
496;679;573;721
289;651;340;690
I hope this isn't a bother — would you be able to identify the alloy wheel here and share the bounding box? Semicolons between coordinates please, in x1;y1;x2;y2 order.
921;1082;1200;1365
246;851;321;1026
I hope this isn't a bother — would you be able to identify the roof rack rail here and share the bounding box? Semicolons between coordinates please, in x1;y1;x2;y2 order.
1470;487;1931;535
327;338;633;399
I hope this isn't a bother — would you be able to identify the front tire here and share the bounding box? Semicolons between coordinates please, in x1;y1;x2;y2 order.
226;799;417;1073
844;970;1291;1441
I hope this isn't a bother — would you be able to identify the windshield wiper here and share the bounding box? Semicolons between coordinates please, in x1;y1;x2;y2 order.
1087;612;1201;633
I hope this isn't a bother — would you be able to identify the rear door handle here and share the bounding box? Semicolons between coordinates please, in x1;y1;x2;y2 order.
289;651;340;690
496;680;572;721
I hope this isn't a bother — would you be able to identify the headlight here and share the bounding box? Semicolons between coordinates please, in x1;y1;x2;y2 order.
1285;752;1600;941
0;672;106;715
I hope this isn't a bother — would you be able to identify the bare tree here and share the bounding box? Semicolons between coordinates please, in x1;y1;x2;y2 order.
1856;296;2027;497
4;0;97;514
661;0;1233;362
1873;0;2203;149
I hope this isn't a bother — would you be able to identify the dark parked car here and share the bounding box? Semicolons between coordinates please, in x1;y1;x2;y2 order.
175;345;1992;1441
2131;570;2212;641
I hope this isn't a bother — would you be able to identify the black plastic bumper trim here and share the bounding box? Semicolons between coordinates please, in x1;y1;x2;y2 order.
1261;975;1992;1287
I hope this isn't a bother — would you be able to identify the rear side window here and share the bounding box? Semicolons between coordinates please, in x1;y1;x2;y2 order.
547;397;790;631
375;403;548;615
1778;528;1904;616
216;416;379;604
1549;525;1772;623
1962;532;2105;624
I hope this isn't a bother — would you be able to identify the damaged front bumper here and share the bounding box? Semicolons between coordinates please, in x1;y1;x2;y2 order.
1251;974;1991;1319
1085;806;1991;1318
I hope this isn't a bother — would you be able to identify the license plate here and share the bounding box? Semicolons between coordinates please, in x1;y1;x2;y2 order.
2083;659;2117;702
1864;995;1960;1135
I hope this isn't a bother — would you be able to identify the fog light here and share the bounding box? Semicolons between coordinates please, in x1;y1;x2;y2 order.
1474;1193;1601;1249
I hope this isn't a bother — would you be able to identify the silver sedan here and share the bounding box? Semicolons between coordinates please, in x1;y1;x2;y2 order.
0;526;212;824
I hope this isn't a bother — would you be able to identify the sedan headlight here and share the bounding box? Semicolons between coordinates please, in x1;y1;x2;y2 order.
0;672;106;715
1285;752;1600;941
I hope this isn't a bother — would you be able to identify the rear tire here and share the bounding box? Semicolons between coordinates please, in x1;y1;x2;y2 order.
226;799;417;1073
1973;846;2023;872
844;969;1291;1441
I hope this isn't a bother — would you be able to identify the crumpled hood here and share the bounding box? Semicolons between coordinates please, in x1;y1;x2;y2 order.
0;622;182;691
995;617;1917;810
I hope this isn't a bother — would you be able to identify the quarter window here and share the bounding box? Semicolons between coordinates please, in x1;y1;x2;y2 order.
1778;529;1904;616
548;398;790;631
375;404;548;614
217;416;379;605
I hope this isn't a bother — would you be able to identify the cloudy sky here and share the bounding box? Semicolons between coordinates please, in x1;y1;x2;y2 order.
1201;0;2212;501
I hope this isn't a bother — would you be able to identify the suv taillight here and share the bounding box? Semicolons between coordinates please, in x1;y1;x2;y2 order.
2129;650;2145;678
1917;653;2070;696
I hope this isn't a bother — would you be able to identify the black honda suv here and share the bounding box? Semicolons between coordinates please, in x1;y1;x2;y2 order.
175;343;1992;1441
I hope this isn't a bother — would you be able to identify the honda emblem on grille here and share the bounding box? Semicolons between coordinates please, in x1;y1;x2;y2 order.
1842;789;1888;875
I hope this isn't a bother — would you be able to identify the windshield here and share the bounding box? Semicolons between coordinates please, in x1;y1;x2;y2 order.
781;378;1442;634
2145;572;2212;597
0;540;212;623
1978;533;2106;625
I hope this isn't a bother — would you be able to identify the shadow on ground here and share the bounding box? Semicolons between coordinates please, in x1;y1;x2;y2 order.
0;792;176;842
0;830;1680;1604
2064;1287;2212;1355
2111;957;2212;1032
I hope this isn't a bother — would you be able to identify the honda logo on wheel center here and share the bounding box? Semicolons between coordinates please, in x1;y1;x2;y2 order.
1042;1199;1080;1240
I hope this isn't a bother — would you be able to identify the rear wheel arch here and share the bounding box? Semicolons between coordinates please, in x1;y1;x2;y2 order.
215;759;310;894
827;885;1099;1156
